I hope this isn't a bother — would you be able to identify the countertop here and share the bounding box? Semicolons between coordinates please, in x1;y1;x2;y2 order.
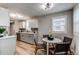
17;32;37;35
0;35;16;39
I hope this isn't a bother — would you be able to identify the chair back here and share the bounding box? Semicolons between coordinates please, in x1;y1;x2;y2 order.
54;43;70;54
33;34;38;46
63;37;72;44
43;35;49;38
34;38;38;46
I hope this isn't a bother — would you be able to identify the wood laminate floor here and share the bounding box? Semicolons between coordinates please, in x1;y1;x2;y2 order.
16;41;74;55
16;41;46;55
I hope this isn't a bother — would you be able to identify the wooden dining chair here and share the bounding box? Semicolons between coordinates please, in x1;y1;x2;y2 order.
49;42;71;55
43;35;49;50
33;38;46;54
63;36;72;44
63;36;72;54
43;35;49;38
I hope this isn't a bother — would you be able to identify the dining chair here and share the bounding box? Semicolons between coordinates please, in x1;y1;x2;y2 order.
33;37;46;55
43;35;49;38
43;35;49;49
63;36;72;44
63;36;72;54
49;42;71;55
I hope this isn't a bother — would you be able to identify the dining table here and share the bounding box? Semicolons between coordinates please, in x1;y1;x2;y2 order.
42;37;62;55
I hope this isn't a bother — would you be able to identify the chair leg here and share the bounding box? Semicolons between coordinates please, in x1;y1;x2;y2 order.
35;48;38;55
69;48;72;55
65;52;68;55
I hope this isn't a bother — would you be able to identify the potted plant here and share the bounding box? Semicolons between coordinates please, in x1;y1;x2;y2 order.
0;26;6;37
48;31;53;40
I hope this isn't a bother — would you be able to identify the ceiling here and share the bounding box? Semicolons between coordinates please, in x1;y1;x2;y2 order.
0;3;76;17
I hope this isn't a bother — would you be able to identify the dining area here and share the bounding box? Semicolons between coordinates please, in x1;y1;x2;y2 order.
33;34;73;55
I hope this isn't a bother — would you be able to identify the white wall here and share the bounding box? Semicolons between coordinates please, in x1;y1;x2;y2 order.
73;4;79;54
38;10;73;36
0;8;10;26
0;7;10;34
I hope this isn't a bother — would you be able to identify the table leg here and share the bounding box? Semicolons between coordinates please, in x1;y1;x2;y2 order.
47;43;49;55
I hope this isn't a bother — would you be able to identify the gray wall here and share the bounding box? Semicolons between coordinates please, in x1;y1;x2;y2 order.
38;10;73;38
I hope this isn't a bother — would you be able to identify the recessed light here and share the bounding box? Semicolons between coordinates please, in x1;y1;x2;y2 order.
10;13;16;18
10;13;25;19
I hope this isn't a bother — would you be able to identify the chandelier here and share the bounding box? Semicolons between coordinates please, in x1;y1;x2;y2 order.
41;3;54;10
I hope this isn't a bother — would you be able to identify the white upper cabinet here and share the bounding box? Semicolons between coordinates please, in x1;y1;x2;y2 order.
0;8;10;26
26;19;38;30
29;20;38;28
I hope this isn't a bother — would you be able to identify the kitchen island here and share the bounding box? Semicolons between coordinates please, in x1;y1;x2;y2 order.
0;35;16;55
17;32;38;44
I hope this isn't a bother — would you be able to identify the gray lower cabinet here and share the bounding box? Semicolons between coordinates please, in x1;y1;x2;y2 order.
20;32;37;44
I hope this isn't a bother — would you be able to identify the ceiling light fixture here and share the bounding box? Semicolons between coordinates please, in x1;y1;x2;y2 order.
41;3;54;10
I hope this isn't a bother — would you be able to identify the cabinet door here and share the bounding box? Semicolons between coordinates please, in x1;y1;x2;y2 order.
0;37;16;55
29;20;38;28
20;33;35;44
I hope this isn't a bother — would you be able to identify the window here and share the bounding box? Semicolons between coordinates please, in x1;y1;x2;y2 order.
74;18;79;33
52;16;67;32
